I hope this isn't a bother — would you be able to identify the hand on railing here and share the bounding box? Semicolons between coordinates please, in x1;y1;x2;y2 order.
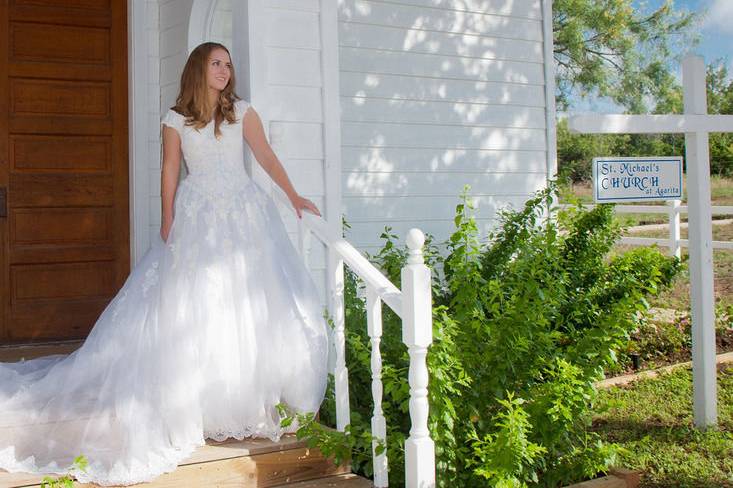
288;193;321;219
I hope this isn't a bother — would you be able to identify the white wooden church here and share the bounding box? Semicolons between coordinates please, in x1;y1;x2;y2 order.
0;0;556;486
140;0;557;298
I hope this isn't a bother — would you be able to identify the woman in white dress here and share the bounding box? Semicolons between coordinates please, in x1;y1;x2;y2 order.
0;42;331;486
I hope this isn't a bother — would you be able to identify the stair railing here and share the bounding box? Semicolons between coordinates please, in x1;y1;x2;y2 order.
274;190;436;488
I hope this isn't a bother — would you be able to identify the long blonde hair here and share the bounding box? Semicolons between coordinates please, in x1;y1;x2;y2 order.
172;42;240;138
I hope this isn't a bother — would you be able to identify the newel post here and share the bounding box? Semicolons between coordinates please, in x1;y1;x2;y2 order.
401;229;435;488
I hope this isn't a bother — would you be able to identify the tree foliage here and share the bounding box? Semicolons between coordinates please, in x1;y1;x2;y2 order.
558;60;733;182
554;0;698;111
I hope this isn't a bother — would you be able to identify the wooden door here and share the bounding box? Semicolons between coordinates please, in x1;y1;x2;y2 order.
0;0;129;344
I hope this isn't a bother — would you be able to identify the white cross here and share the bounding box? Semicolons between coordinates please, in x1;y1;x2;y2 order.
569;55;733;429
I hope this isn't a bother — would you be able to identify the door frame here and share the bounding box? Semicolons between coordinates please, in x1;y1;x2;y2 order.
127;0;154;265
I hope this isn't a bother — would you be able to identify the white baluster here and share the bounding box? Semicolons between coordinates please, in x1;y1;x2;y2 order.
328;248;350;431
367;286;388;487
401;229;435;488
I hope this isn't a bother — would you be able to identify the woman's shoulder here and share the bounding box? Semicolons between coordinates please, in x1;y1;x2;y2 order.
161;107;184;131
233;98;252;119
163;106;184;117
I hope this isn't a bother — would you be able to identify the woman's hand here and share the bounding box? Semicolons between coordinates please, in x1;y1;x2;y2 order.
160;218;173;242
289;194;321;219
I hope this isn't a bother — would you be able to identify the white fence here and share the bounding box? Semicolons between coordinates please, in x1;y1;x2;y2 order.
562;201;733;256
275;190;436;488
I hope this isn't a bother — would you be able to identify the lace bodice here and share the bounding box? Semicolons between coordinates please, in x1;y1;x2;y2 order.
161;99;252;195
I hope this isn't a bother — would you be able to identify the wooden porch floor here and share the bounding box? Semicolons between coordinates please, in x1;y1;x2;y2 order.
1;434;372;487
0;342;372;487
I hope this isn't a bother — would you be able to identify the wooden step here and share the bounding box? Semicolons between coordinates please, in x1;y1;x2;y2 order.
0;341;82;362
274;473;373;487
0;434;352;487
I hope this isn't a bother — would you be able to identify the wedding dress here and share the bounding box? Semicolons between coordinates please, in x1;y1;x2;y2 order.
0;99;331;486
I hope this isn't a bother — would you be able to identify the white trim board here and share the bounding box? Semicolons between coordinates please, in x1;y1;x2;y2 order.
128;0;154;264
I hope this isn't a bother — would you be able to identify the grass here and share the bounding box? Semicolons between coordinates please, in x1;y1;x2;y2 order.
713;177;733;205
557;177;733;486
593;365;733;487
603;222;733;374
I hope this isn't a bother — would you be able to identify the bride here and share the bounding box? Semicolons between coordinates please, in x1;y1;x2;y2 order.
0;42;331;486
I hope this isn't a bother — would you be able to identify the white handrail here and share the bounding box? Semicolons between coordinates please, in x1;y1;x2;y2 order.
272;188;435;487
276;192;403;316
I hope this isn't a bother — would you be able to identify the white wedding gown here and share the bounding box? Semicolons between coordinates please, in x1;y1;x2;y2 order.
0;99;331;486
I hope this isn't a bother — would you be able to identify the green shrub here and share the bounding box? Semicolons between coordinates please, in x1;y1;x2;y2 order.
284;183;680;487
40;455;88;488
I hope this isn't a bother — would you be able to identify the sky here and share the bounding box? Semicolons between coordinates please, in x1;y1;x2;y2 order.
574;0;733;112
681;0;733;68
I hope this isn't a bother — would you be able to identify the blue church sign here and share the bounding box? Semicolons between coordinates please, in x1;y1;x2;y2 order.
592;157;683;202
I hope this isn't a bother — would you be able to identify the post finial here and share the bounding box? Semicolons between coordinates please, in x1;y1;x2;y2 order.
406;228;425;265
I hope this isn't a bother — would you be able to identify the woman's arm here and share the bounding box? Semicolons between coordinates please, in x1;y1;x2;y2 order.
242;107;321;219
160;125;182;241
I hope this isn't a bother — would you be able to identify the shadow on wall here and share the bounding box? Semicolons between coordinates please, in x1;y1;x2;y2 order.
337;0;549;248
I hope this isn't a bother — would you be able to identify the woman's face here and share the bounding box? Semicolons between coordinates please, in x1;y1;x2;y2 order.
206;47;232;93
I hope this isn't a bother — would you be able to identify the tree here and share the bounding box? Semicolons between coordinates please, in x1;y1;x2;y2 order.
556;118;618;183
648;60;732;177
554;0;698;112
703;62;733;176
556;118;680;183
558;60;733;182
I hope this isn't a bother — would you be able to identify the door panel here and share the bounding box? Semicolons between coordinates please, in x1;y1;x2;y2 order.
0;0;129;344
12;135;111;171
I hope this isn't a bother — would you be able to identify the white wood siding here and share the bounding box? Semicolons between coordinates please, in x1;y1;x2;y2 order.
129;0;163;263
146;0;161;254
209;0;233;46
152;0;194;246
262;0;329;299
338;0;549;252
